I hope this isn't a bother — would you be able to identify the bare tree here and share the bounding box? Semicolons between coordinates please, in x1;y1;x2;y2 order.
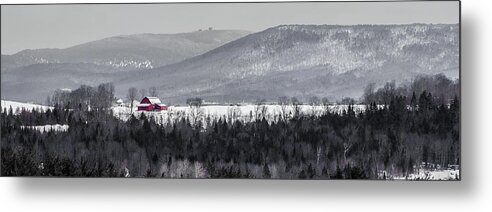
278;96;290;121
291;97;302;118
322;97;330;114
341;97;356;105
95;83;114;110
381;81;396;105
46;96;52;106
316;146;322;166
149;87;158;97
309;96;320;116
189;107;204;127
363;82;376;104
227;106;242;123
186;97;203;108
254;99;267;121
309;96;320;106
127;87;138;113
139;88;147;99
343;142;353;167
185;97;204;127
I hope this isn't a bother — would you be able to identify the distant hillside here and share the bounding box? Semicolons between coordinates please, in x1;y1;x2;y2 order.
1;24;459;104
1;63;124;102
117;24;459;103
1;29;250;71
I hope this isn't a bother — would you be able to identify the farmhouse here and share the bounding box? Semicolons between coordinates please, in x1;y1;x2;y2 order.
116;99;124;106
137;97;168;111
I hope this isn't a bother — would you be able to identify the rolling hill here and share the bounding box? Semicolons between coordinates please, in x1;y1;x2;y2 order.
1;29;250;72
1;30;250;102
1;24;459;104
117;24;459;103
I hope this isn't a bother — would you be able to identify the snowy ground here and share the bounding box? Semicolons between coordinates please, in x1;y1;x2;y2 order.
21;124;69;133
112;104;369;125
2;99;368;124
1;100;53;114
2;100;68;133
385;163;460;181
2;100;460;180
390;169;460;181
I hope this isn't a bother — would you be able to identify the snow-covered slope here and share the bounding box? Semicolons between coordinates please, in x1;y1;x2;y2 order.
2;24;459;104
1;100;52;113
1;30;250;102
119;24;459;103
1;30;250;71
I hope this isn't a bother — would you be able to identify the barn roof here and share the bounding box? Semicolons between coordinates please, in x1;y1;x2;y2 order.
143;97;162;104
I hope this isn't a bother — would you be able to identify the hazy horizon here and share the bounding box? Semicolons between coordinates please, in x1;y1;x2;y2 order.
1;1;459;55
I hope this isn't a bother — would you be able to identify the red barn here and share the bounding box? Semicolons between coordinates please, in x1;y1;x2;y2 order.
137;97;168;111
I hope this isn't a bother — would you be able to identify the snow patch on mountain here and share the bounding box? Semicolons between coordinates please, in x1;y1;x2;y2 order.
1;30;251;72
119;24;458;103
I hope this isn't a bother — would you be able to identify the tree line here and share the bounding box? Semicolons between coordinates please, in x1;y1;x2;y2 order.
1;74;460;179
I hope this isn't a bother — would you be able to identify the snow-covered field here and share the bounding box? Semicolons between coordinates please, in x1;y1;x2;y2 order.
2;100;68;133
21;124;69;133
2;100;460;180
2;99;368;124
405;169;460;180
385;163;460;181
112;104;368;125
1;100;53;114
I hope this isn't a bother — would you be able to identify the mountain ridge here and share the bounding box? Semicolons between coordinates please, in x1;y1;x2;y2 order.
1;29;251;71
115;23;459;103
1;24;459;104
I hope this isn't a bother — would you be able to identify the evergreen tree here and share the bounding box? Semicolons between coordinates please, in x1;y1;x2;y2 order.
263;164;271;179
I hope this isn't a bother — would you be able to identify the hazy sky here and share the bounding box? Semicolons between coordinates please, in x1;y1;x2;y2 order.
1;1;459;55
